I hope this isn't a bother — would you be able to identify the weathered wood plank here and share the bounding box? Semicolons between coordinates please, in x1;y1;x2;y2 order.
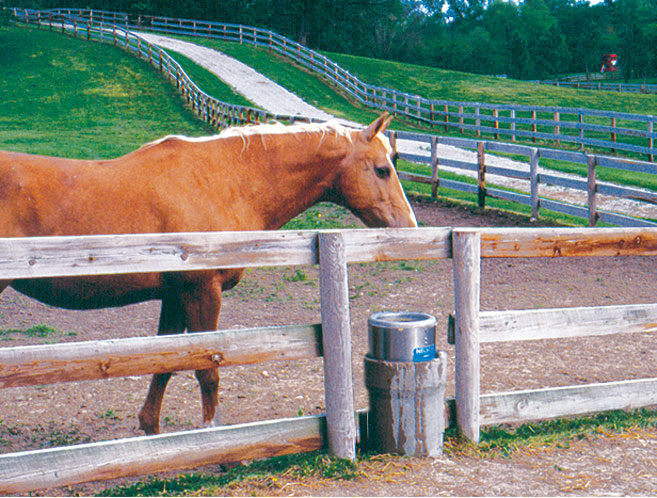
341;227;452;262
480;378;657;426
452;229;481;443
0;324;322;389
0;228;452;280
0;231;318;279
480;227;657;258
318;232;356;460
0;415;325;494
479;303;657;343
529;148;539;220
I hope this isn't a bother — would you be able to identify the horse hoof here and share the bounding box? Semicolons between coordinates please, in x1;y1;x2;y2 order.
138;414;160;435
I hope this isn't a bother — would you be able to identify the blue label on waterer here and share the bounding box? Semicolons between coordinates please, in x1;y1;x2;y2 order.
413;344;436;362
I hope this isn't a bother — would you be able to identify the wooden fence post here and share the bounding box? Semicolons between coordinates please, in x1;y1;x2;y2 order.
493;108;499;140
554;111;560;145
531;109;537;143
459;106;464;134
510;109;516;141
587;155;598;227
477;142;486;209
649;119;654;162
530;148;539;221
318;232;356;460
611;117;616;154
452;229;481;443
579;113;585;150
431;136;440;198
475;107;481;137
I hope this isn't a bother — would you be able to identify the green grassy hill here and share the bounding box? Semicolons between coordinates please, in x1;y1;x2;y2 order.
178;36;657;120
0;26;216;159
325;52;657;115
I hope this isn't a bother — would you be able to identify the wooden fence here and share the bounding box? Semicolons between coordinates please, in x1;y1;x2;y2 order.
0;227;449;493
15;7;657;161
392;130;657;228
2;226;657;491
541;79;657;95
450;227;657;442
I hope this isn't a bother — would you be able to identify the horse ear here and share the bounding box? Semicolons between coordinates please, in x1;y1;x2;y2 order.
360;113;393;142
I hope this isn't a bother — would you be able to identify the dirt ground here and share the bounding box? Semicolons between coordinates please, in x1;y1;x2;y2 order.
2;197;657;496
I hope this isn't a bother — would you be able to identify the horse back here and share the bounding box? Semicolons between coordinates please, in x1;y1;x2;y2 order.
0;149;162;237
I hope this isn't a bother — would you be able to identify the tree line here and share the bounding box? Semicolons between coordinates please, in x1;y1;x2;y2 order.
11;0;657;81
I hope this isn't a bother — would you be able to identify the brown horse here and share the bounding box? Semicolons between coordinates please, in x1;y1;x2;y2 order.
0;113;416;435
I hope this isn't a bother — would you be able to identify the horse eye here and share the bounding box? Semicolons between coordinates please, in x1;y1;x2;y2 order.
374;165;391;179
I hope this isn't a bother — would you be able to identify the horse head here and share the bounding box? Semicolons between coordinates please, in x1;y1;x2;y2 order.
330;114;418;228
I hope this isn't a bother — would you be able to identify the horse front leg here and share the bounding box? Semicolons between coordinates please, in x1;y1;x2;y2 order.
138;286;184;435
183;272;225;428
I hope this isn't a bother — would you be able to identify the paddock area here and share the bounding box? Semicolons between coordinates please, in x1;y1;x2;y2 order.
1;198;657;495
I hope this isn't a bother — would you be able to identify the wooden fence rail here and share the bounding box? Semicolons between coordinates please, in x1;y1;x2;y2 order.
0;416;326;494
15;7;657;161
12;9;657;228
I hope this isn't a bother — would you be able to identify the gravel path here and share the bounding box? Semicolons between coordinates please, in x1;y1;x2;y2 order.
137;32;657;222
138;33;340;122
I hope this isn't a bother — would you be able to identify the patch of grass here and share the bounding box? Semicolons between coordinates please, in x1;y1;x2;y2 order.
98;409;120;421
164;48;254;108
282;202;363;230
284;269;308;282
31;422;91;448
98;451;359;497
0;324;73;340
445;408;657;458
100;408;657;496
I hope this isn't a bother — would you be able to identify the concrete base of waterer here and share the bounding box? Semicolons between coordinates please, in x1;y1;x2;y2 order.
364;352;447;457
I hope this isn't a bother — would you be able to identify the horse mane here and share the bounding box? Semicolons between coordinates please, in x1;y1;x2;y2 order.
139;120;355;155
218;120;352;139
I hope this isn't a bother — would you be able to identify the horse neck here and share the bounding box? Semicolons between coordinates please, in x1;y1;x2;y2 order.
227;129;352;230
